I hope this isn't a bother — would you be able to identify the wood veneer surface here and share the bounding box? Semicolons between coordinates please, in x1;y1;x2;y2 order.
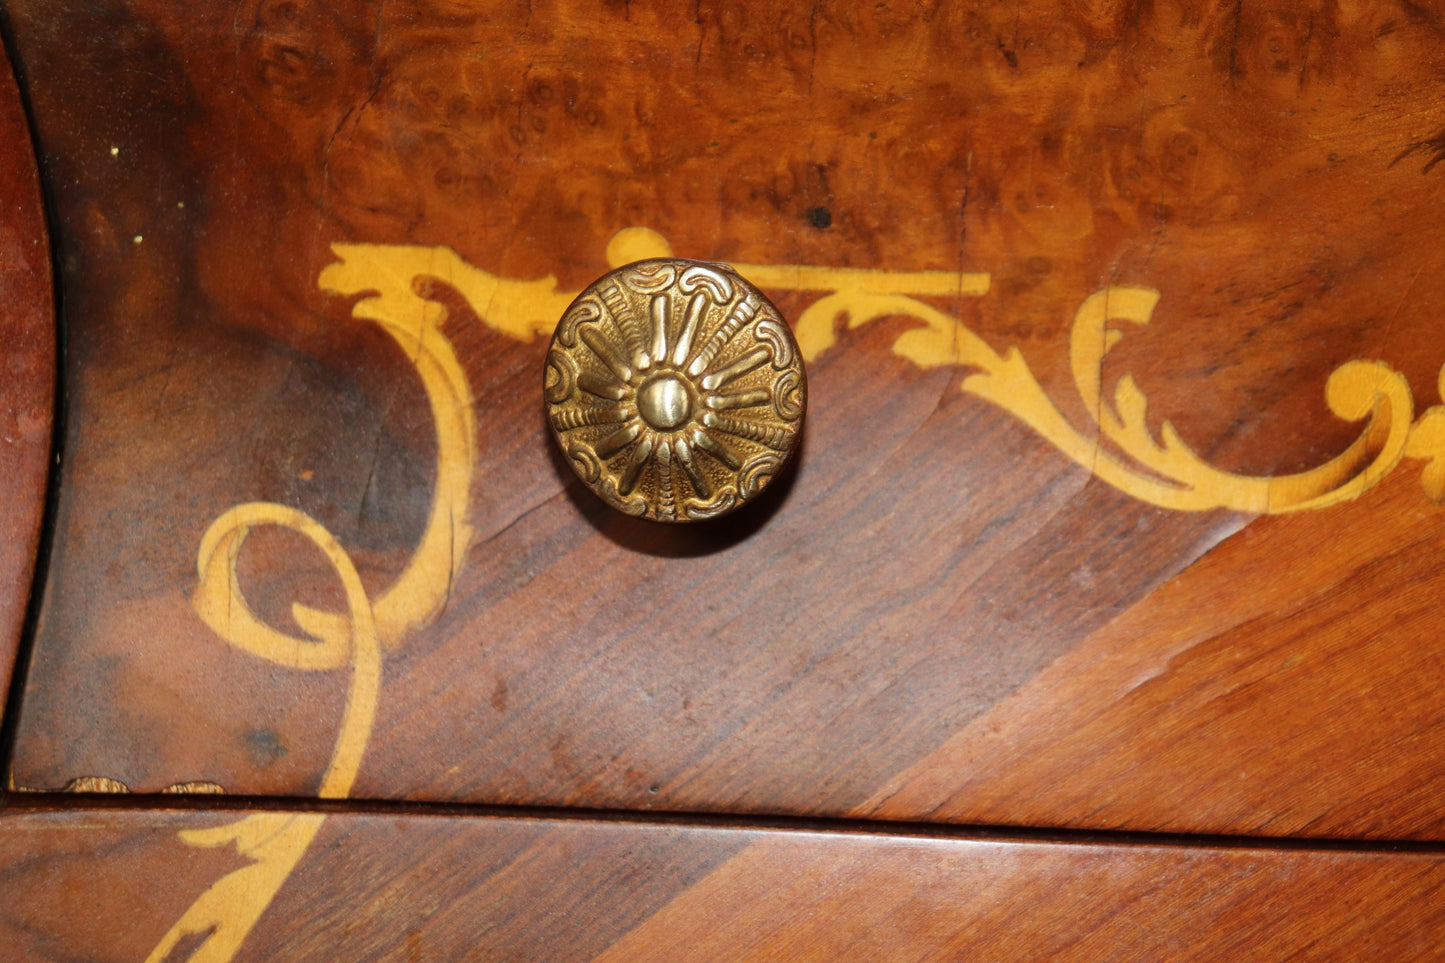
2;806;1444;962
3;0;1445;843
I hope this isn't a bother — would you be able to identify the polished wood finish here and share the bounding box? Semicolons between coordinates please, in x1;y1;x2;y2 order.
0;37;53;706
5;0;1445;841
864;467;1445;839
4;805;1445;961
6;1;1445;958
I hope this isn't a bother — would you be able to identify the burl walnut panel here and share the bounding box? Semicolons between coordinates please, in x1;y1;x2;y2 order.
5;0;1445;840
3;806;1444;962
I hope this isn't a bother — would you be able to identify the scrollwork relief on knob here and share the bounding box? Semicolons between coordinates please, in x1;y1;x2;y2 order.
544;258;806;522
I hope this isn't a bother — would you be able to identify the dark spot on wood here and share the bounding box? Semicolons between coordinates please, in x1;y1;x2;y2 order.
806;205;831;229
996;38;1018;68
244;728;288;767
159;927;220;963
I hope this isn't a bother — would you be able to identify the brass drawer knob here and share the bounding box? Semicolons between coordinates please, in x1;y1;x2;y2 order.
545;258;806;522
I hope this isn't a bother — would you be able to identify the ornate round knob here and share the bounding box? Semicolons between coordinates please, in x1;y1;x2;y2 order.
544;258;806;522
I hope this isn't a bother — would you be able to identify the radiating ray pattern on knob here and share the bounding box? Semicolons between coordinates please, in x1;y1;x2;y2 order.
544;258;806;522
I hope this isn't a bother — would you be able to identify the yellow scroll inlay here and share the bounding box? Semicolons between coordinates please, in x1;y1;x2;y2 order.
147;246;478;963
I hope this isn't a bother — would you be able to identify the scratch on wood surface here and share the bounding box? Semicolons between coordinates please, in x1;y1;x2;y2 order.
807;1;819;95
1392;128;1445;174
1227;0;1243;84
693;0;706;72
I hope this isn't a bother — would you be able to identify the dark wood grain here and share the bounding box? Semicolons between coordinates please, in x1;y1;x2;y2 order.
4;806;1445;962
0;37;53;713
2;0;1444;844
